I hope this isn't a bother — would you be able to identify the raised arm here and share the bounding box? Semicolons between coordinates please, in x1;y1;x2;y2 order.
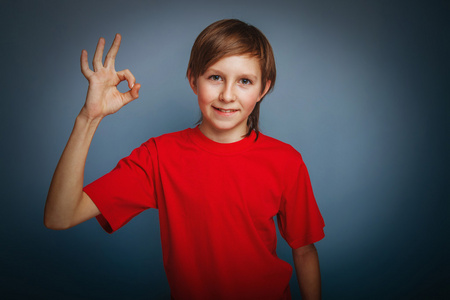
44;34;140;230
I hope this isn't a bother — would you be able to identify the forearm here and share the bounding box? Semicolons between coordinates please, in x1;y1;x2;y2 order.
45;34;139;229
293;244;321;300
44;110;101;229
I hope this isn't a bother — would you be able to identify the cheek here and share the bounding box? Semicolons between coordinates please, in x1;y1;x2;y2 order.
197;89;214;113
198;85;217;103
197;91;209;107
242;90;263;106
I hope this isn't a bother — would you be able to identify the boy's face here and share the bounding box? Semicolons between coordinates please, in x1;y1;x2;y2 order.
189;55;270;142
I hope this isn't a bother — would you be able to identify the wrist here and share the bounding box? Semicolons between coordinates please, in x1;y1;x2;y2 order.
78;106;103;125
75;109;103;134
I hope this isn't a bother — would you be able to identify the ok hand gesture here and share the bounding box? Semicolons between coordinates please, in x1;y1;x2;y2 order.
80;34;140;120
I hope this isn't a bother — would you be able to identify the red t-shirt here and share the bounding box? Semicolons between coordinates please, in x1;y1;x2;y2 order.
84;127;325;300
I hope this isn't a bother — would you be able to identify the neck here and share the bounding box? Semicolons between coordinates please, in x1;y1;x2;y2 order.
198;123;247;143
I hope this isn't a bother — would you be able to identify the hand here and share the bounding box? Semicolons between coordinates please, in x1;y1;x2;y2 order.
80;34;141;120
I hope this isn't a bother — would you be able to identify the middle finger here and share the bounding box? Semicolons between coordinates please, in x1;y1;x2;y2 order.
92;37;105;71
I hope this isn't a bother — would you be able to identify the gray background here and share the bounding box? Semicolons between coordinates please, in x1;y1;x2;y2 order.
1;0;448;299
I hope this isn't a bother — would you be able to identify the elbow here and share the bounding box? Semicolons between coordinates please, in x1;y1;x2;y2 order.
292;243;317;258
43;201;72;230
44;221;70;231
43;215;71;231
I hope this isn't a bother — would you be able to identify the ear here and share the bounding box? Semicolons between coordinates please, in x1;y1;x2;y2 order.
187;70;198;95
257;80;271;102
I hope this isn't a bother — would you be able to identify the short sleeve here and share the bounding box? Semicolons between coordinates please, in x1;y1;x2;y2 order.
83;140;159;233
277;158;325;249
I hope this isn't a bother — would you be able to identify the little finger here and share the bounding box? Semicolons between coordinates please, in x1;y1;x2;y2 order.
80;50;94;78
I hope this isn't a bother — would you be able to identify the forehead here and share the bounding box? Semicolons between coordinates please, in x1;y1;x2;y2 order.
206;55;262;77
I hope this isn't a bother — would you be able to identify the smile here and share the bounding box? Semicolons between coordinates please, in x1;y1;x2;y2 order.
213;107;238;113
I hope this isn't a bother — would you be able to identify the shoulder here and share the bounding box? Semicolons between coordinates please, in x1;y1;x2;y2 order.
141;127;193;151
256;132;304;162
150;127;190;141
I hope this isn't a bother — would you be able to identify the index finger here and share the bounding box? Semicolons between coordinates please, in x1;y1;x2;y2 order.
104;33;122;69
92;37;105;71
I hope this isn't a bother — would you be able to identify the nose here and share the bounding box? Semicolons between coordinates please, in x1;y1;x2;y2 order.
219;83;236;103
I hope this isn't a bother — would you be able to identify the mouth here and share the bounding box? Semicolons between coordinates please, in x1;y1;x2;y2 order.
213;106;239;113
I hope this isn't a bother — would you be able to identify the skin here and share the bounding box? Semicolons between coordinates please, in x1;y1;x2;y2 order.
44;34;140;229
189;55;270;143
293;244;322;300
44;35;321;299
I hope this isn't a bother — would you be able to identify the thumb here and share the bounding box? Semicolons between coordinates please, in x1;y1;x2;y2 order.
121;83;141;105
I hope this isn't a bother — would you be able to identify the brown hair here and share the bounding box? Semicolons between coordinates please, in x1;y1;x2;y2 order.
187;19;276;139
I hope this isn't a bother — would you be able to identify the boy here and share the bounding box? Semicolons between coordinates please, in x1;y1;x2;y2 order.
45;19;325;299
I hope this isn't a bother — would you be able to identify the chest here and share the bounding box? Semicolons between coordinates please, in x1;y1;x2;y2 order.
157;150;285;220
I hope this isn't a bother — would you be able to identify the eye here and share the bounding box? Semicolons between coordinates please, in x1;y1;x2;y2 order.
240;78;252;85
209;75;222;81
